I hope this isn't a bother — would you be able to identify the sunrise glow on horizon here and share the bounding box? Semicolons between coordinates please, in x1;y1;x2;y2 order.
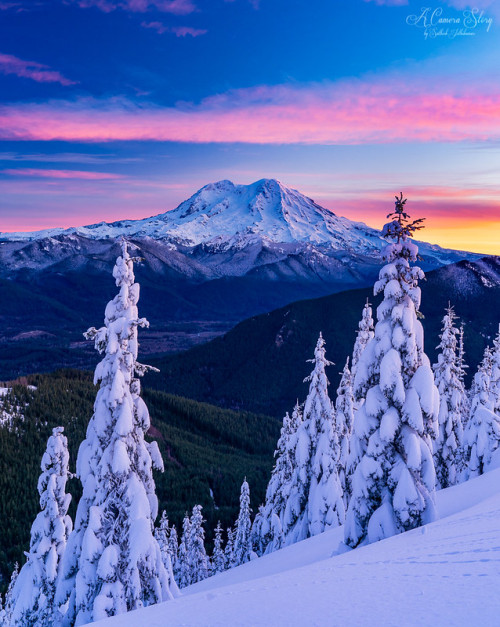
0;0;499;256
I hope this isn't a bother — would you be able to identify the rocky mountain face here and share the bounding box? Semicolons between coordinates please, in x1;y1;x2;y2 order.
0;179;481;380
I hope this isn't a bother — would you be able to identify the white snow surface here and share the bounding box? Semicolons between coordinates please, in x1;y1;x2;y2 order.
100;468;500;626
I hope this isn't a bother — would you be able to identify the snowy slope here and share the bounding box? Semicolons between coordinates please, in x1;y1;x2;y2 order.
100;469;500;626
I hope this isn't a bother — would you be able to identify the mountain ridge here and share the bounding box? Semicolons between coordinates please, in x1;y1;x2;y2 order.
0;178;479;262
0;179;483;380
146;255;500;418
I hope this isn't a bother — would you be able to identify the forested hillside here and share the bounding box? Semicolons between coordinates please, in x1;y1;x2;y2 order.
0;370;279;592
148;257;500;417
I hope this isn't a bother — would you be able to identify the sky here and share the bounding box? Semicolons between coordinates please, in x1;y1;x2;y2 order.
0;0;499;254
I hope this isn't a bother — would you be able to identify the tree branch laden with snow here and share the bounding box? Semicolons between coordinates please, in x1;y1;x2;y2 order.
345;196;439;548
55;241;176;625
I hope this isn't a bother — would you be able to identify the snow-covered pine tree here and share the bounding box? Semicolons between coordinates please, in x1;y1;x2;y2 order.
55;241;175;625
11;427;72;626
347;305;375;495
211;522;226;575
249;506;266;558
457;323;470;429
282;334;344;545
231;480;252;567
176;515;191;588
4;563;19;627
457;324;468;385
187;505;209;584
345;193;439;548
432;306;465;489
464;346;500;478
154;511;169;559
154;511;177;581
168;525;179;577
252;401;302;556
224;528;234;570
351;300;375;379
335;357;355;503
0;592;4;627
489;326;500;413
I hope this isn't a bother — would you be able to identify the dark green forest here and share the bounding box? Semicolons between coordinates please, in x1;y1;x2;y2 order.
0;370;279;591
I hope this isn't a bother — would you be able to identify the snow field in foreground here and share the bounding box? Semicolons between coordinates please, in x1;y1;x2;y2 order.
100;468;500;626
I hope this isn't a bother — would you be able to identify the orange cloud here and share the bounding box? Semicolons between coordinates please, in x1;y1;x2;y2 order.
315;188;500;255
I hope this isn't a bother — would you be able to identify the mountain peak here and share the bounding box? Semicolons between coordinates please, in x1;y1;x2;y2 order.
200;180;236;193
0;178;352;246
157;178;359;248
0;179;477;265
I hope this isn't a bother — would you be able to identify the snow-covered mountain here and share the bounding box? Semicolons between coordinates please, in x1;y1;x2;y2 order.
101;468;500;626
2;179;382;250
0;179;484;381
0;178;476;263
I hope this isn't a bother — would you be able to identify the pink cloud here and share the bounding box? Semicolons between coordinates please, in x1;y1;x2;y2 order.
141;20;169;33
0;53;76;86
141;21;206;36
1;75;499;144
317;186;500;227
171;25;206;36
2;168;124;180
363;0;408;5
74;0;196;14
444;0;495;9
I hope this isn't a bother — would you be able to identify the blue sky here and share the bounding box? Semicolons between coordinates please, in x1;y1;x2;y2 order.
0;0;499;253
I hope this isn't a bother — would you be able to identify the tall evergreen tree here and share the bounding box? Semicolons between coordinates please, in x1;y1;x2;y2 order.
154;511;170;570
4;564;19;627
187;505;209;584
224;528;234;570
335;358;355;502
153;511;177;595
457;323;470;430
252;402;302;556
489;326;500;412
464;347;500;478
232;480;252;567
176;515;191;588
345;194;439;548
351;300;374;379
55;242;175;625
348;304;376;493
250;506;267;558
283;334;344;545
11;428;72;626
432;306;465;489
211;522;226;575
457;323;468;385
168;525;179;577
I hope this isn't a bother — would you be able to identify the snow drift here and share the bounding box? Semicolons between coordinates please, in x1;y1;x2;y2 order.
98;467;500;626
